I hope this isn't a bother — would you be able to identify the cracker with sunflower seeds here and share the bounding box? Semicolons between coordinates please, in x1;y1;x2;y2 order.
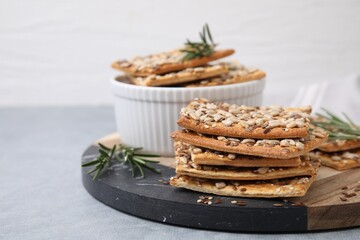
182;61;265;87
129;63;229;87
311;148;360;171
175;141;301;167
176;155;318;181
178;98;314;139
171;128;327;159
170;174;317;198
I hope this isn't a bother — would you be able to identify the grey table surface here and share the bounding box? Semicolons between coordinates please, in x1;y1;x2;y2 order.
1;106;359;240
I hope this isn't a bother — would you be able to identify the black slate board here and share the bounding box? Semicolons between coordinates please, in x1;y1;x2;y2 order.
82;145;309;232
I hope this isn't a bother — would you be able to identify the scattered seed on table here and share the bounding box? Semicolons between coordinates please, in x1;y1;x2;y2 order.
340;197;348;202
236;201;247;206
273;203;284;207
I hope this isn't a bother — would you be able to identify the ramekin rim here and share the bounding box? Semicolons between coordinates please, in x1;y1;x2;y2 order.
110;75;266;92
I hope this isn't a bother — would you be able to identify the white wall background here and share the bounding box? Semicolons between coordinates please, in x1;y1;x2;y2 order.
1;0;360;106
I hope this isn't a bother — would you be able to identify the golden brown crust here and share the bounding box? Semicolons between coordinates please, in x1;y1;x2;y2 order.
170;175;316;198
112;49;235;76
286;107;312;114
177;98;314;139
311;149;360;171
192;152;301;167
129;64;228;87
182;61;266;87
184;70;266;88
175;140;301;167
175;158;316;181
318;139;360;152
171;130;327;159
177;117;309;139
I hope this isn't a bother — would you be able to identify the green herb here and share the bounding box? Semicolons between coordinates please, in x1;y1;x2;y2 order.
312;108;360;140
181;23;217;61
82;143;161;180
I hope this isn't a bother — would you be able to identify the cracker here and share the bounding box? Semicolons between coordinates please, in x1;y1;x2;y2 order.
318;139;360;152
170;175;316;198
178;98;314;139
182;61;266;87
171;130;327;159
129;64;228;87
192;153;301;167
175;141;301;167
176;156;318;181
311;148;360;171
112;49;235;76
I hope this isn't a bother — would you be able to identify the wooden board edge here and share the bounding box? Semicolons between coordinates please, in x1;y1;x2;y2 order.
308;203;360;230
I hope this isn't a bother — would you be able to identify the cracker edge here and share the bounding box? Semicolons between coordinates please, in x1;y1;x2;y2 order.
111;49;235;76
171;130;327;159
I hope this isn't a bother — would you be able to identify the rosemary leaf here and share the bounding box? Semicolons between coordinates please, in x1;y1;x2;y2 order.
98;143;111;151
99;149;109;156
343;112;360;129
81;159;100;167
135;153;161;157
87;165;102;175
138;158;160;163
133;161;144;177
313;108;360;140
82;143;161;180
182;52;198;61
206;23;214;43
133;157;146;165
93;166;104;180
182;23;217;61
141;164;161;174
128;159;135;177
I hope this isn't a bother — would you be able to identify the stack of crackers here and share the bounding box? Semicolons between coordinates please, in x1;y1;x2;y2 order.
311;139;360;171
170;98;328;198
112;49;266;87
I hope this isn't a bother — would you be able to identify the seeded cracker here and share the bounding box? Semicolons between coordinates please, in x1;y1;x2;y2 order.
112;49;234;77
318;139;360;152
129;63;229;87
182;61;266;87
311;148;360;171
175;141;319;181
175;141;302;167
170;175;317;198
178;98;313;139
175;156;318;181
171;129;327;159
170;99;325;198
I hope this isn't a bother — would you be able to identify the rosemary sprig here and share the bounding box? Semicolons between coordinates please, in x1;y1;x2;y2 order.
181;23;217;61
82;143;161;180
312;108;360;140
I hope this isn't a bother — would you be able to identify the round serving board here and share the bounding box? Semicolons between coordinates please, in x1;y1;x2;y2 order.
82;133;360;232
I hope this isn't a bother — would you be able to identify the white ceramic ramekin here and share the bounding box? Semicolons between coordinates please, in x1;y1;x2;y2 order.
111;77;266;156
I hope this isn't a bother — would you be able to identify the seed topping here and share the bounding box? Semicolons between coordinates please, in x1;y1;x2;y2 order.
180;99;312;132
